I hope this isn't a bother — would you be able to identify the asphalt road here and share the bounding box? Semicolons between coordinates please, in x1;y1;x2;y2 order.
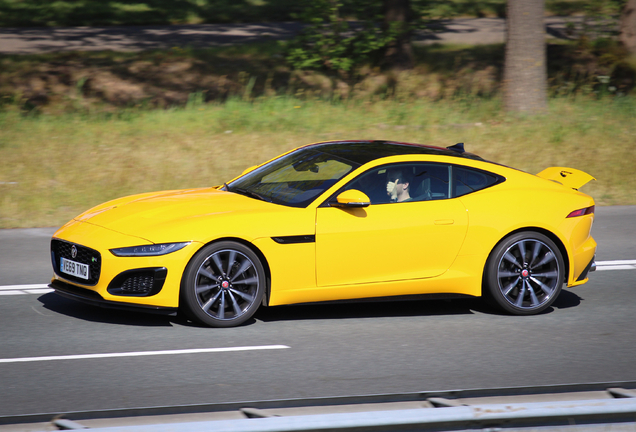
0;206;635;418
0;17;579;54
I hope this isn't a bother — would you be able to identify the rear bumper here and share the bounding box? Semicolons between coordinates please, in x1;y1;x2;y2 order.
568;254;596;288
576;255;596;282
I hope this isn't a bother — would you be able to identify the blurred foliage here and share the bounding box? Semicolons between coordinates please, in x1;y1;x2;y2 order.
283;0;398;73
570;0;626;40
549;38;635;98
421;0;506;18
283;0;453;74
0;0;307;26
1;36;634;115
0;0;195;26
0;0;629;27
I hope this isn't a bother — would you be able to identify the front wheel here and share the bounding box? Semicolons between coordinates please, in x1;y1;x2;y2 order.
484;232;565;315
180;241;265;327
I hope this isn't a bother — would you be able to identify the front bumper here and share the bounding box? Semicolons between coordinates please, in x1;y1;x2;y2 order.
50;279;178;315
50;220;201;308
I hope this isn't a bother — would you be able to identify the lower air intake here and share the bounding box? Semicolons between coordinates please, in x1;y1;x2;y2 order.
107;268;167;297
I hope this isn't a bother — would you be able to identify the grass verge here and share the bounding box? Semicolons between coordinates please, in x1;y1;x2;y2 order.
1;95;634;229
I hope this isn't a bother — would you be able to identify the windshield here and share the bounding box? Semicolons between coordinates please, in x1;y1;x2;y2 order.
227;147;357;207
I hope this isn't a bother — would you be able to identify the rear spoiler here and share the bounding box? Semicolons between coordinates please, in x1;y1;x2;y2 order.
536;167;595;190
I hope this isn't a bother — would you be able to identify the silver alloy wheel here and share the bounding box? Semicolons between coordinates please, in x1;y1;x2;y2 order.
194;248;260;322
496;239;561;311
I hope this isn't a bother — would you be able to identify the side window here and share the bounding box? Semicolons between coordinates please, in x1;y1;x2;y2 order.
341;163;451;204
344;167;390;204
453;166;501;197
410;163;450;201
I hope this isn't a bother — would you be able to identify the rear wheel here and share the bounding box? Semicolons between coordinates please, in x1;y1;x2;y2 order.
485;232;564;315
181;241;265;327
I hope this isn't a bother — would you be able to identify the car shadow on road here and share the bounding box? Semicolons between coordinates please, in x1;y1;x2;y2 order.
37;289;583;328
37;292;181;327
255;289;584;323
550;289;583;310
256;296;483;324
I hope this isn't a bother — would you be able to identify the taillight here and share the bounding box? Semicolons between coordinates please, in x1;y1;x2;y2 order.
567;205;595;218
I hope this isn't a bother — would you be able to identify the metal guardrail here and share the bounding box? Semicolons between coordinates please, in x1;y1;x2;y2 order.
1;381;635;431
51;397;636;432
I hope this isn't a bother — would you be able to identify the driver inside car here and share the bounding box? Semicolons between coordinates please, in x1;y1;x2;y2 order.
386;169;412;202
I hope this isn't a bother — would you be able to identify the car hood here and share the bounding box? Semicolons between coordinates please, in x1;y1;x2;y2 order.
74;188;281;243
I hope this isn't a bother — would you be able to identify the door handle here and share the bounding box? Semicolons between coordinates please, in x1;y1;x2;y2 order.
434;219;454;225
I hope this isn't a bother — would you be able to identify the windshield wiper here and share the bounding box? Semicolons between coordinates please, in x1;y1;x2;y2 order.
231;187;272;203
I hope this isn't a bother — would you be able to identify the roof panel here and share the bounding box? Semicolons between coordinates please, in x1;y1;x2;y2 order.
308;141;484;165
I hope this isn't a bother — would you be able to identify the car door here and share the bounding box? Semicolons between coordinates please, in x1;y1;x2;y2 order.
315;162;468;289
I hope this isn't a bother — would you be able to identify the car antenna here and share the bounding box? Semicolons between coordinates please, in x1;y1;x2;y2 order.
446;143;465;153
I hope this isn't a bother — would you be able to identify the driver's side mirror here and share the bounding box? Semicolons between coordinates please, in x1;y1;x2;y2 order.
332;189;370;208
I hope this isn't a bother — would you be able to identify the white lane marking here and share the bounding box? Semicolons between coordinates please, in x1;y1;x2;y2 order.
31;305;50;316
1;259;635;296
596;265;636;271
24;288;54;294
598;260;636;265
0;284;53;295
596;260;636;271
595;259;636;271
0;288;54;296
0;284;51;290
0;345;290;364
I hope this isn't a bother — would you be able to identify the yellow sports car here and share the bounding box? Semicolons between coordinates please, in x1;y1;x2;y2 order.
50;140;597;327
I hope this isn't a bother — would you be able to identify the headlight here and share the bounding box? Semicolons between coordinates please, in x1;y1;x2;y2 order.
110;242;190;257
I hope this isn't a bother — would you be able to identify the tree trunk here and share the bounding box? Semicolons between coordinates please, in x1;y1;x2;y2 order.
503;0;547;114
383;0;414;70
620;0;636;54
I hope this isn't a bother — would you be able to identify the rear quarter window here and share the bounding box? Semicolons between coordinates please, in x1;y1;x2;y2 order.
453;166;503;197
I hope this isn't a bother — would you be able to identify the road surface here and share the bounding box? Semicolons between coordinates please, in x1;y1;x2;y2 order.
0;206;634;419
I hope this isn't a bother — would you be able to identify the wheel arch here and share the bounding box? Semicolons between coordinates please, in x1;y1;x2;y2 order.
484;226;570;290
181;237;272;307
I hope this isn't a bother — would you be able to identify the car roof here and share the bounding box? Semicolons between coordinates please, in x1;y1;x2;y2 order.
305;140;486;166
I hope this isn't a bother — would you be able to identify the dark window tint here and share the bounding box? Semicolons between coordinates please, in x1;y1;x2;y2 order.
312;141;485;165
323;162;503;207
329;162;451;205
453;166;502;197
411;163;450;201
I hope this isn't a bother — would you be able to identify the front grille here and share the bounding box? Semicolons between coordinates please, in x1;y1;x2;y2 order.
108;268;167;297
51;239;101;286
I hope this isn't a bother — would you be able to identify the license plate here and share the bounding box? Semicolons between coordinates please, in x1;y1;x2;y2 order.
60;257;90;280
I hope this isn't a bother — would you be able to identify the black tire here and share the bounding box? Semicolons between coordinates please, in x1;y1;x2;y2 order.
484;232;565;315
180;241;265;327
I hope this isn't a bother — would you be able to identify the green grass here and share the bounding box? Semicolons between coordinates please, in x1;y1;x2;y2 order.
1;24;634;229
1;96;634;228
